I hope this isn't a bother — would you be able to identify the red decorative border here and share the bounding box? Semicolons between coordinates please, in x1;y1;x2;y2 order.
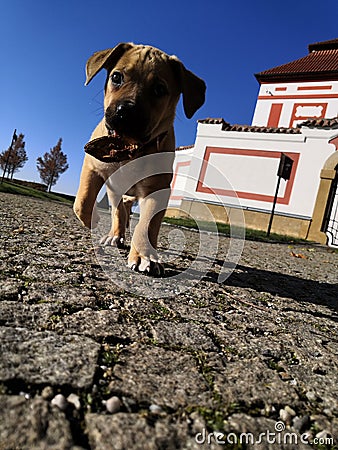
267;103;283;127
329;136;338;151
258;93;338;100
170;160;191;200
289;102;327;128
297;85;332;91
196;147;300;204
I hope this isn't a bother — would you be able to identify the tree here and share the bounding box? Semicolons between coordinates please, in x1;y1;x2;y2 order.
0;133;28;180
36;138;68;192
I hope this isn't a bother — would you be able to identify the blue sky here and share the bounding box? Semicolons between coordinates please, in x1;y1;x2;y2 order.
1;0;337;196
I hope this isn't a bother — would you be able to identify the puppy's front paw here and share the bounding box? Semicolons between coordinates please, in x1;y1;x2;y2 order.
100;235;126;248
128;254;164;277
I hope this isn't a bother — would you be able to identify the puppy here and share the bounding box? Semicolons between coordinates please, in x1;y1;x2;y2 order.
74;43;206;275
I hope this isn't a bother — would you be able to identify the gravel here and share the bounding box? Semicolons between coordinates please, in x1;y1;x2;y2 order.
0;192;337;449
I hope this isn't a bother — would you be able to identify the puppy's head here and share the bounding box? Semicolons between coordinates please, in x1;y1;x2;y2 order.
85;43;206;145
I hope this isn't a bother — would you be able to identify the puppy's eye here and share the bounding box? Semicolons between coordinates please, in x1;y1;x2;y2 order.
153;82;168;98
111;71;123;86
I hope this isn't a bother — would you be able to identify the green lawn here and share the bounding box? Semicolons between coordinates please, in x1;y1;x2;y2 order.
162;216;308;244
0;181;74;204
0;181;310;245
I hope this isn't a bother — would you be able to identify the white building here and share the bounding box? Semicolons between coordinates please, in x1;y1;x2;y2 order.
252;39;338;128
168;39;338;247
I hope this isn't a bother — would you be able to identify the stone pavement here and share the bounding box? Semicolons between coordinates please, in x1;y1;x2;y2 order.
0;192;337;449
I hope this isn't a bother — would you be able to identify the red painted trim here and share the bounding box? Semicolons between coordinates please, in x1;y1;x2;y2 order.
170;160;191;200
329;136;338;151
258;94;338;100
196;147;300;204
267;103;283;127
275;87;287;91
289;102;327;128
297;85;332;91
170;195;184;200
258;93;338;100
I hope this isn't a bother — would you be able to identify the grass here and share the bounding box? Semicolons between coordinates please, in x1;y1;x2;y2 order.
162;216;309;244
0;180;74;204
0;181;312;245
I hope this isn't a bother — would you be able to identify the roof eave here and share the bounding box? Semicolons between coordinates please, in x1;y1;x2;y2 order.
255;71;338;84
308;39;338;52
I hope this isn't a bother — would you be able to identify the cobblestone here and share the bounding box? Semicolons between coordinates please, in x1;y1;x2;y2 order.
0;192;337;449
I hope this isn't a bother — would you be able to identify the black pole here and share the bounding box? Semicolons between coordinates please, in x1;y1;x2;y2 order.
267;175;282;237
1;129;17;184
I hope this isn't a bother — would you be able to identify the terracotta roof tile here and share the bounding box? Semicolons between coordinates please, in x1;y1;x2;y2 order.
176;144;194;151
298;116;338;128
255;38;338;82
198;118;301;134
199;117;338;133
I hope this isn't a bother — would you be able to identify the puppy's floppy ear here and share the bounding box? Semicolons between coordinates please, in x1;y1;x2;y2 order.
85;43;133;85
170;56;206;119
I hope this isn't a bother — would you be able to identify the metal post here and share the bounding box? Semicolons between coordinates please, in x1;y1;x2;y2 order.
1;129;17;184
267;175;282;237
267;153;294;237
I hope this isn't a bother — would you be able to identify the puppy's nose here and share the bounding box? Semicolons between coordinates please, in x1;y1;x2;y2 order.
114;101;136;125
105;101;148;141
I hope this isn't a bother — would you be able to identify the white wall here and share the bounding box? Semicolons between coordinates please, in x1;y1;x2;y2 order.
252;80;338;128
169;148;193;207
170;121;338;220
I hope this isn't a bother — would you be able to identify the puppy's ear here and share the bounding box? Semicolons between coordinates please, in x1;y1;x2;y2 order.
170;57;206;119
85;43;133;85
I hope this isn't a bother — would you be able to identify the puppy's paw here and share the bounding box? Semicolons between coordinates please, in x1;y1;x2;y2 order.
100;235;126;248
128;256;164;277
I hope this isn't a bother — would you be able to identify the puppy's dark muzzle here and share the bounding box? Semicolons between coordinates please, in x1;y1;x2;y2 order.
105;102;149;142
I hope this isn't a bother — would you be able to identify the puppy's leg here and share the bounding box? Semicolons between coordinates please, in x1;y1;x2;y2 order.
123;198;134;229
74;163;105;229
100;196;127;248
99;189;134;247
128;189;170;276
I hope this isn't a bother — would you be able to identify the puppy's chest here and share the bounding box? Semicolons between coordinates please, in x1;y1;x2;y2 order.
102;161;143;197
98;159;128;178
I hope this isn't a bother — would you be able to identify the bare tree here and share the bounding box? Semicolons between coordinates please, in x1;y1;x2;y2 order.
36;138;68;192
0;133;28;180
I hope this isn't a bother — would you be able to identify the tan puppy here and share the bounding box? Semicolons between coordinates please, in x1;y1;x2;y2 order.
74;43;206;275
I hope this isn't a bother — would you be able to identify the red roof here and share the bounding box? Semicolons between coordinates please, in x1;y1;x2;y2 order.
198;118;301;134
299;116;338;129
198;116;338;133
176;144;194;151
308;38;338;52
255;38;338;83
